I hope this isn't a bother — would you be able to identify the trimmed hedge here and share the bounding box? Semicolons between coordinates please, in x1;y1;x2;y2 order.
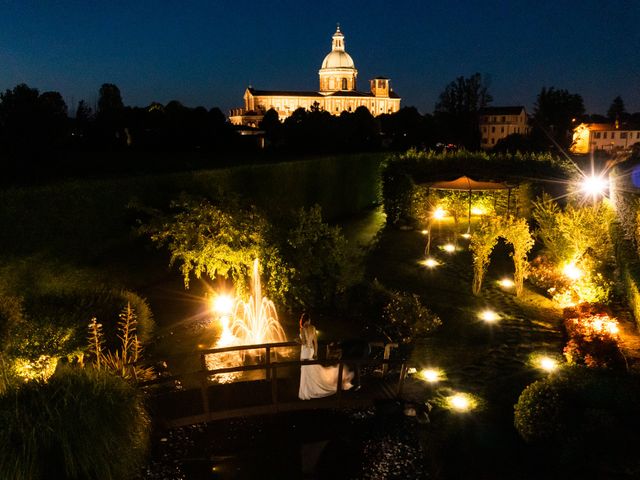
0;153;385;257
611;221;640;328
381;149;569;225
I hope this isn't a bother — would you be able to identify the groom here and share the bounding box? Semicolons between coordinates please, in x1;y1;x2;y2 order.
339;338;370;391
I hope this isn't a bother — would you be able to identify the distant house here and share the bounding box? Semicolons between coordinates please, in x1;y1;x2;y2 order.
570;122;640;154
479;106;530;150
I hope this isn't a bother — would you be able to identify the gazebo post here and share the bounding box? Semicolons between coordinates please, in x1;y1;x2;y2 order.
507;188;512;217
467;189;472;233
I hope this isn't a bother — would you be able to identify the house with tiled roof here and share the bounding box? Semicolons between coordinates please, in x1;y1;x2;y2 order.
479;106;530;149
570;121;640;154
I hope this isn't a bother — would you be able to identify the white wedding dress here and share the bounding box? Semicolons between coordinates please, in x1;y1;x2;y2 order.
298;326;353;400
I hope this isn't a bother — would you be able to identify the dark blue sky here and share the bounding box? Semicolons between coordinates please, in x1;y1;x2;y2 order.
1;0;638;116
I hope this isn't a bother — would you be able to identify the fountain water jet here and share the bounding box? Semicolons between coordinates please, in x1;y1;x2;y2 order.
206;259;287;381
229;258;287;346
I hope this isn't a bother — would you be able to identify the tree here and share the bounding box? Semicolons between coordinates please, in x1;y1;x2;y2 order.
533;87;585;150
259;108;281;147
607;96;627;122
97;83;124;115
434;72;492;149
0;84;69;153
75;100;93;123
96;83;125;147
435;73;493;116
140;194;290;304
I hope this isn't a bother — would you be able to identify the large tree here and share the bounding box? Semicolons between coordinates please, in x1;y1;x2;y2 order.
607;95;627;122
96;83;125;147
434;72;492;149
0;83;69;153
533;87;585;150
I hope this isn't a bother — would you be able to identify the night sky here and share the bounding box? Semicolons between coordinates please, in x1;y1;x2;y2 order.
1;0;639;116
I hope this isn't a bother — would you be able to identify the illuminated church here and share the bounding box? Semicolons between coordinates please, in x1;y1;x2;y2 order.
229;26;401;126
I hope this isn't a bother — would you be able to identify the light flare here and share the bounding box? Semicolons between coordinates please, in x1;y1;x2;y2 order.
422;258;440;268
479;309;499;322
432;207;446;220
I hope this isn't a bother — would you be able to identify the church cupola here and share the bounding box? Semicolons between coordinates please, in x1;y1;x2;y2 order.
319;24;358;93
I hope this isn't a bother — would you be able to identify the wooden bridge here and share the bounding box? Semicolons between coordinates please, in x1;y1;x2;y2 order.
142;341;408;428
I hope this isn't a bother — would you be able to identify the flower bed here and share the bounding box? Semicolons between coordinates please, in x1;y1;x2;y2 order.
562;304;624;369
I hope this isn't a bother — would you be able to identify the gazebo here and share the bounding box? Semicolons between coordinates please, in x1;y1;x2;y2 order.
428;176;513;230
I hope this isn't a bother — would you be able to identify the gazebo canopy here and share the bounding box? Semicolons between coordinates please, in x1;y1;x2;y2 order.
429;176;509;191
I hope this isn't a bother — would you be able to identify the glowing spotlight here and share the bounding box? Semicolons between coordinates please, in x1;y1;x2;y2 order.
538;356;558;373
471;207;484;215
498;278;514;288
461;233;471;239
420;229;429;235
442;243;456;253
606;322;620;335
580;174;608;198
479;309;499;322
562;262;582;281
211;294;234;315
433;208;446;220
447;393;476;412
419;368;443;383
422;257;440;268
407;367;418;374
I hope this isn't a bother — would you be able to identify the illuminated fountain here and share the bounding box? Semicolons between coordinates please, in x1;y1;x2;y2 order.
206;259;287;381
228;258;287;346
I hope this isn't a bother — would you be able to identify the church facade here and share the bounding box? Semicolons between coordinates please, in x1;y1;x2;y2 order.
229;26;401;127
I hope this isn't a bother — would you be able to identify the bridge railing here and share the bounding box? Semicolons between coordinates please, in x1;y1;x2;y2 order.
140;341;407;420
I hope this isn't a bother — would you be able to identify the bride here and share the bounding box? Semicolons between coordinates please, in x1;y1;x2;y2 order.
298;313;353;400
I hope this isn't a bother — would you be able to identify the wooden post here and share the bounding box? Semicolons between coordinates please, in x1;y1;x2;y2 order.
200;372;210;418
265;346;271;381
467;189;472;232
396;363;408;397
271;365;278;407
336;362;344;402
507;188;512;217
198;353;211;418
382;344;393;376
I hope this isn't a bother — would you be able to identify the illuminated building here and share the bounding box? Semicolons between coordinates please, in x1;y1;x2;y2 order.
570;122;640;154
479;106;530;149
229;26;401;126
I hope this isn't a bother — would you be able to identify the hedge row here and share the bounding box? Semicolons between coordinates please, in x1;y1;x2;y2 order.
0;153;385;257
611;221;640;328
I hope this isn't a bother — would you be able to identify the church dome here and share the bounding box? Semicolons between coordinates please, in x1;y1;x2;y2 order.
321;50;355;69
318;25;358;92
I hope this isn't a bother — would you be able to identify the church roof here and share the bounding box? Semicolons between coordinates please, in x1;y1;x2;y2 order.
479;106;526;115
247;87;401;99
248;88;323;98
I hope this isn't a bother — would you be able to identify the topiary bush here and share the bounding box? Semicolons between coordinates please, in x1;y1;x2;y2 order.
514;375;571;443
0;365;150;480
515;367;640;470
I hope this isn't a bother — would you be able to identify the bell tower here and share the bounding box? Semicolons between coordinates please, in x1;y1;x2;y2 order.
370;77;390;97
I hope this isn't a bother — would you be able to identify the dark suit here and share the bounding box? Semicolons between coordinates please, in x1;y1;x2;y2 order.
340;338;370;388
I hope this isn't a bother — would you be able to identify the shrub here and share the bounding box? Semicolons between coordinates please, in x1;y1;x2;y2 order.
0;365;150;480
562;307;624;369
5;287;154;360
276;205;360;310
515;368;640;449
374;289;441;346
514;376;570;443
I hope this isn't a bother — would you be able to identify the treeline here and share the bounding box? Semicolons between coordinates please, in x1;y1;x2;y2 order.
1;76;639;183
